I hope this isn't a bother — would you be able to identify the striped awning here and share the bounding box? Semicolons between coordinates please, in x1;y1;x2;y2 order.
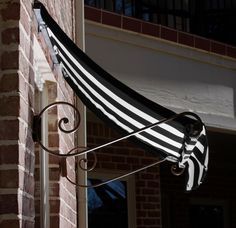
33;2;209;191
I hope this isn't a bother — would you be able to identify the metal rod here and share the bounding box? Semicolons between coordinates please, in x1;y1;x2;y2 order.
66;157;167;188
34;106;202;158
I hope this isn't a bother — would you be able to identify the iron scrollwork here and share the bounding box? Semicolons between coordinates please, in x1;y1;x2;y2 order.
33;101;203;188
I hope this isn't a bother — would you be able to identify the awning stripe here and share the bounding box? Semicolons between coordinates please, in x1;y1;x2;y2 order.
48;29;185;138
61;61;182;157
59;53;183;150
33;2;209;191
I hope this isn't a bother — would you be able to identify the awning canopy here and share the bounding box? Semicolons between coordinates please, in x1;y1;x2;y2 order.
33;2;209;191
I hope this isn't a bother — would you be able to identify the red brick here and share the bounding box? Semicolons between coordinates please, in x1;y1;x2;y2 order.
136;180;146;187
148;211;160;217
49;167;60;181
50;216;59;228
34;199;40;213
0;96;20;116
0;2;20;21
123;17;141;33
0;169;18;188
127;157;140;164
116;163;130;170
142;188;159;195
141;158;155;165
178;32;194;47
0;145;19;164
84;6;101;22
195;36;210;51
147;181;159;188
49;154;60;164
211;41;226;55
102;11;121;28
1;27;19;45
161;26;177;42
111;155;125;163
140;173;154;180
49;182;60;196
50;199;60;213
226;46;236;58
0;219;19;227
0;119;19;140
48;133;59;147
137;210;147;217
143;203;159;210
136;196;146;202
143;218;159;225
101;162;115;169
0;194;18;214
0;73;19;92
1;50;19;70
35;216;40;228
142;22;160;37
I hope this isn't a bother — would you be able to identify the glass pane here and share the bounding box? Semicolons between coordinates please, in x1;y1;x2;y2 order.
168;14;174;28
104;0;114;11
183;0;189;10
115;0;123;13
124;0;134;16
175;0;181;10
190;205;224;228
176;16;182;30
167;0;173;9
88;179;128;228
85;0;96;7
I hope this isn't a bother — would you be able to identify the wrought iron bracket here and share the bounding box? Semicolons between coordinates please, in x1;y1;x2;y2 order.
33;101;203;188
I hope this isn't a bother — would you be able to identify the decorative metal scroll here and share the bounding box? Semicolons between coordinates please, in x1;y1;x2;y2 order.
33;101;203;188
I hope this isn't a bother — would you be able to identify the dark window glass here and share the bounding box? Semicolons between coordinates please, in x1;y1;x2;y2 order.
88;179;128;228
190;205;224;228
115;0;123;13
124;0;135;16
84;0;236;45
85;0;96;7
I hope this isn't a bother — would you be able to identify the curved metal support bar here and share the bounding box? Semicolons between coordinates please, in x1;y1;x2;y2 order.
34;107;203;159
34;101;81;156
60;111;203;158
78;151;98;172
171;164;185;176
66;157;167;188
34;102;203;185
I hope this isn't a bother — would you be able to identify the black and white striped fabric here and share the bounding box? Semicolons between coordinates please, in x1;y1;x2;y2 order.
34;2;209;191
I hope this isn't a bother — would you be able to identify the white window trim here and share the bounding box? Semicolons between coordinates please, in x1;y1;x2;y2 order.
34;35;56;228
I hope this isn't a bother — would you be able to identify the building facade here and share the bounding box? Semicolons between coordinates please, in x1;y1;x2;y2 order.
0;0;236;228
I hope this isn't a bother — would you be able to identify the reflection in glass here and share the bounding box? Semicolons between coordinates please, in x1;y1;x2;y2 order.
88;178;128;228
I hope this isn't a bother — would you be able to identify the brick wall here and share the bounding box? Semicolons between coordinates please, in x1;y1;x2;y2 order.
0;0;35;227
0;0;76;227
87;116;162;228
32;1;77;228
34;81;77;228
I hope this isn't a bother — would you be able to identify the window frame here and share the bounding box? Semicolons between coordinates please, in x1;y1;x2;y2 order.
189;198;229;228
88;171;137;228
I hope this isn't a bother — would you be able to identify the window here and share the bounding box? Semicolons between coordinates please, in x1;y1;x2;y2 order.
84;0;236;45
189;200;228;228
88;173;136;228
